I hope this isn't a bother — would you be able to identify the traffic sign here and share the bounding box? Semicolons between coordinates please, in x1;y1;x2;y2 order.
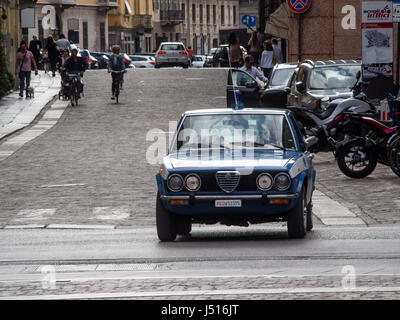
287;0;311;14
241;15;256;27
394;0;400;22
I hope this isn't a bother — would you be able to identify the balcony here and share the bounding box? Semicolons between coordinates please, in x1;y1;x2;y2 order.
98;0;119;9
44;0;76;6
160;10;184;26
132;15;153;32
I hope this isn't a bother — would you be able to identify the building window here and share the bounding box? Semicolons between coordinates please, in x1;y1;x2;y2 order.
83;22;88;49
228;6;230;25
221;6;225;25
206;5;210;24
213;5;216;25
199;4;203;24
100;22;106;52
68;18;80;44
182;3;185;20
192;4;196;23
233;6;236;25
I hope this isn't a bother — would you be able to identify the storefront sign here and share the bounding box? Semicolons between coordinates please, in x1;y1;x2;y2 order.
361;1;393;102
287;0;311;14
393;0;400;22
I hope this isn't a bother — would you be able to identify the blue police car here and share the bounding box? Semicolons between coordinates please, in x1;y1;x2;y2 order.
156;108;318;241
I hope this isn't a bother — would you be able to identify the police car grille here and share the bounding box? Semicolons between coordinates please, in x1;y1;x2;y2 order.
216;171;240;193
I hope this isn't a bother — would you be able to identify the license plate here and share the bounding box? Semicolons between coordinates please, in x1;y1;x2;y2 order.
215;200;242;208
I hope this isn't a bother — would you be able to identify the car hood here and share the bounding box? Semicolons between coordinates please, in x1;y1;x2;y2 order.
166;149;302;171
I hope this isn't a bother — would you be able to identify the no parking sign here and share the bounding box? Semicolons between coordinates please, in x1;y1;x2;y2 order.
287;0;311;14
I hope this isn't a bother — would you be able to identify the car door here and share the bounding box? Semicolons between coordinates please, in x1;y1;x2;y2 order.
226;69;262;108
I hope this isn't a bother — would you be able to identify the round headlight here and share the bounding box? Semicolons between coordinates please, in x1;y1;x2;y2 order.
167;174;184;192
256;173;273;191
185;174;201;191
274;173;291;191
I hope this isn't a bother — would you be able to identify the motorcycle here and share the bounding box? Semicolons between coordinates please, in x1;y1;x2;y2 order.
261;71;376;154
335;93;399;178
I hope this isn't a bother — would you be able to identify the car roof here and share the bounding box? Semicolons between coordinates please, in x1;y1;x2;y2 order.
160;42;185;45
183;108;289;116
301;59;361;67
274;63;298;69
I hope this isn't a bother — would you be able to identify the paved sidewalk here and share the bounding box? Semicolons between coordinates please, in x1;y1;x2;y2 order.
0;71;61;141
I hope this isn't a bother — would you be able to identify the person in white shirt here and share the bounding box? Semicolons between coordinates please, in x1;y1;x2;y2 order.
56;34;71;53
272;38;283;64
260;40;275;79
240;55;266;82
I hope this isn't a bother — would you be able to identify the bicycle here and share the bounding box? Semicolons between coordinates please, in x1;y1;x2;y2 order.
111;70;125;104
67;74;80;106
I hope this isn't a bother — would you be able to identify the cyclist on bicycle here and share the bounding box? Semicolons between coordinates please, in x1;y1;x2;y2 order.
65;48;86;98
108;45;126;100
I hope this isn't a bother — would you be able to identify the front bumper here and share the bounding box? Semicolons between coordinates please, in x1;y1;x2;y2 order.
160;194;299;201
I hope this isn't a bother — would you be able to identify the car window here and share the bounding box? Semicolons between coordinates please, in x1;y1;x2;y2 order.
193;56;203;61
296;67;308;86
270;68;296;87
309;65;361;90
161;44;185;51
232;70;255;87
174;114;296;151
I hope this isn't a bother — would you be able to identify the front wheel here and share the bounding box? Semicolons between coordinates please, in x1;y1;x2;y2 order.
156;193;177;242
287;187;307;239
336;140;377;179
389;137;400;177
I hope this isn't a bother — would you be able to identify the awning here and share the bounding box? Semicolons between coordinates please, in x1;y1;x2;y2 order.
265;2;289;39
124;0;132;14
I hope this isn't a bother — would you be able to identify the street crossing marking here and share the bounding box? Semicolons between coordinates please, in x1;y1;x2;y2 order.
12;209;56;223
90;206;131;221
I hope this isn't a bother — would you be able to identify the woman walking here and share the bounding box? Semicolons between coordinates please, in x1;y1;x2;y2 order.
248;31;261;67
260;40;275;79
45;36;60;77
228;32;242;68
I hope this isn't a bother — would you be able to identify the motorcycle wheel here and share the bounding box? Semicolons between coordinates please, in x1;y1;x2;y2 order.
389;137;400;177
336;140;377;179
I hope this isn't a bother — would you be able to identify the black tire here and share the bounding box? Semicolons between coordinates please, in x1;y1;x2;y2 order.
155;64;160;69
287;187;307;239
389;137;400;177
183;64;189;69
156;192;177;242
336;140;377;179
176;216;192;235
306;201;313;231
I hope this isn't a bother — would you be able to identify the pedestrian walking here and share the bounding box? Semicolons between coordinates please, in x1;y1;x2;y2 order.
272;38;283;64
187;46;194;66
248;31;261;68
56;34;71;53
260;40;275;79
29;35;42;69
15;42;38;98
228;32;242;68
45;36;60;77
17;40;26;53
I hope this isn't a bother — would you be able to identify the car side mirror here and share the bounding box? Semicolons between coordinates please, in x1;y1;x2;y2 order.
296;82;305;93
304;136;318;149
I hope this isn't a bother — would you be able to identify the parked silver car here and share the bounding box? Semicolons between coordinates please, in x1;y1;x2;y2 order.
155;42;189;69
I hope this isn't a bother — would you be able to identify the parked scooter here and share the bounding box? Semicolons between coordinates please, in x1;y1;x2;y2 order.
261;71;376;154
335;93;400;178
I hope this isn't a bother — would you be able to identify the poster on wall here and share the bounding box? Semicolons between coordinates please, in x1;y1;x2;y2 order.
361;1;393;101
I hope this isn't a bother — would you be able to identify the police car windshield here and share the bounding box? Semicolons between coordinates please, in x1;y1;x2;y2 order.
174;114;296;152
309;65;361;90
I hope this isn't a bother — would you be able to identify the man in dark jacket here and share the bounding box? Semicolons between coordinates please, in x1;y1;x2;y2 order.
29;35;42;69
65;48;86;97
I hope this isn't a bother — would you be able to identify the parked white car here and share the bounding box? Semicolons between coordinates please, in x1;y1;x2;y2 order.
129;55;156;68
191;55;206;68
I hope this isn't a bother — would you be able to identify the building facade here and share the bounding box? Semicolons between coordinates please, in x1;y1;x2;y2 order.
25;0;117;52
152;0;240;55
108;0;153;54
1;0;21;72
